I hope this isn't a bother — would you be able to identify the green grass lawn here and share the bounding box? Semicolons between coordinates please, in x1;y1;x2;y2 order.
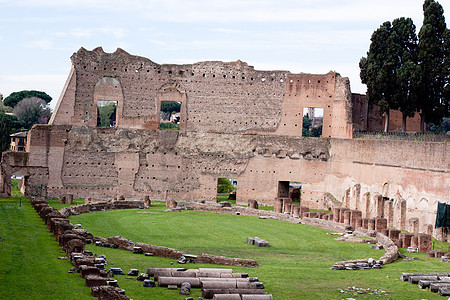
2;197;449;299
0;197;92;300
69;202;449;300
10;178;21;196
46;198;85;210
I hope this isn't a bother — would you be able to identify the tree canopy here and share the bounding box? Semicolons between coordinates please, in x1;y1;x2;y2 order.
3;90;52;108
360;18;420;132
417;0;448;129
13;97;51;129
217;178;235;194
160;101;181;113
360;1;449;132
0;112;24;155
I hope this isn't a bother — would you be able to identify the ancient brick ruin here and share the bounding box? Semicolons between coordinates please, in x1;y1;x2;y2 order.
0;47;448;240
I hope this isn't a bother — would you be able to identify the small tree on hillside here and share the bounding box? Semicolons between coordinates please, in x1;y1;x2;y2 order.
13;97;51;129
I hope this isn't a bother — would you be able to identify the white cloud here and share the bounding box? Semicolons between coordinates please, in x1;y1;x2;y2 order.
100;27;127;39
54;27;126;39
25;39;53;49
1;0;437;24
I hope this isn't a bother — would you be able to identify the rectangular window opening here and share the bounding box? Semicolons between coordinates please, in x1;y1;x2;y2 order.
302;107;323;137
97;100;117;127
160;101;181;130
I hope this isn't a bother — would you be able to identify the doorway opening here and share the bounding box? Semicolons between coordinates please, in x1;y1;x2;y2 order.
217;178;237;204
278;181;301;205
10;173;26;196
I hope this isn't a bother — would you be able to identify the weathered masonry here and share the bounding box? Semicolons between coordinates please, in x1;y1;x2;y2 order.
1;47;448;239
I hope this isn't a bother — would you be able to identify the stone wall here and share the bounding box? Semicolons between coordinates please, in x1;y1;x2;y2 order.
1;47;448;239
351;93;421;133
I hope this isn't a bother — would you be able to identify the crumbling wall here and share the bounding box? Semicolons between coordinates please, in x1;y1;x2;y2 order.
326;138;449;239
2;47;447;240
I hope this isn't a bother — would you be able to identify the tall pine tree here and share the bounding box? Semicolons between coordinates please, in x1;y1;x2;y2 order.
392;18;420;132
360;21;398;132
360;18;420;132
417;0;447;131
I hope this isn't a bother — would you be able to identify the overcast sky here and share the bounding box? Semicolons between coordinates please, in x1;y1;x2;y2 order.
0;0;448;109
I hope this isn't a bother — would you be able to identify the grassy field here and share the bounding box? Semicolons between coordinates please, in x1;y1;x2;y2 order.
2;197;449;299
69;201;449;300
0;197;92;299
10;178;21;196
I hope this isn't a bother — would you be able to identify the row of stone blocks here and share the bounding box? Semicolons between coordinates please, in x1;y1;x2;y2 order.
401;272;450;297
296;206;435;253
147;268;271;299
379;228;432;252
93;235;260;267
84;195;152;207
273;197;309;217
29;197;134;299
426;250;450;259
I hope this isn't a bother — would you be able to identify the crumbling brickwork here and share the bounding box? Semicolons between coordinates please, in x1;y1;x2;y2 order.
0;47;448;239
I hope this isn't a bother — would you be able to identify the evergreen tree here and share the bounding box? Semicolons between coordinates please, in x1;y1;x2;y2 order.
0;112;24;156
3;90;52;108
392;18;421;132
442;28;450;118
417;0;447;130
360;21;402;132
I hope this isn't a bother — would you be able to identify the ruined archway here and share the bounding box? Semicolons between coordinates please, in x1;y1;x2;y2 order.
92;77;124;128
0;152;29;197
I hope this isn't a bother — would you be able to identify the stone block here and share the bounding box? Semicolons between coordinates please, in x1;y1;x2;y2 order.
409;218;419;234
273;198;283;213
127;269;139;276
417;233;432;253
167;200;178;208
368;219;376;231
291;204;300;218
375;218;387;232
248;200;258;209
180;282;191;295
388;229;401;241
399;232;414;248
219;201;232;208
333;207;341;222
143;279;156;287
362;218;369;229
308;212;318;218
66;194;73;205
339;208;349;224
283;203;292;214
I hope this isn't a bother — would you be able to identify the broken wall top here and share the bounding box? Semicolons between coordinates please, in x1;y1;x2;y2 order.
51;47;350;137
